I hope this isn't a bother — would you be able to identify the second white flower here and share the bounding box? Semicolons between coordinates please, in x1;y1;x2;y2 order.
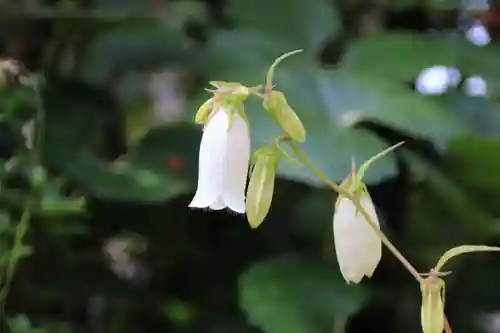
333;193;382;284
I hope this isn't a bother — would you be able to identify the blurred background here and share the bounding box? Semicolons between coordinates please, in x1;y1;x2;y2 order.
0;0;500;333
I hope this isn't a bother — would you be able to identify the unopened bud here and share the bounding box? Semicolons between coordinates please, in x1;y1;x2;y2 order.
263;91;306;142
420;274;445;333
245;146;278;228
194;98;214;124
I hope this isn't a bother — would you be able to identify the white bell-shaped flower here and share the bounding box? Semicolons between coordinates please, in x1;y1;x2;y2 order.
464;75;487;97
333;193;382;284
466;21;490;46
415;66;450;95
189;107;250;213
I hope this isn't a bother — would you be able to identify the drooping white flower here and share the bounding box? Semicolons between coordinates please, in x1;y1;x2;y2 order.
464;75;487;97
333;193;382;284
466;21;490;46
415;66;451;95
189;107;250;213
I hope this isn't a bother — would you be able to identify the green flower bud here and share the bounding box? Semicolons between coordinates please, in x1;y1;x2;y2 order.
195;98;214;124
263;91;306;142
420;275;445;333
246;146;278;228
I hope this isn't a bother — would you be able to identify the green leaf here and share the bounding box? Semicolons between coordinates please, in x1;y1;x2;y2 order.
340;32;500;87
42;79;120;156
340;33;460;82
441;136;500;217
8;315;33;333
402;151;498;266
193;15;470;185
39;193;86;216
124;123;201;181
239;256;366;333
53;123;200;202
43;79;195;202
443;136;500;190
228;0;341;49
55;152;188;202
0;211;10;233
72;1;208;85
435;245;500;272
434;93;500;137
80;21;190;85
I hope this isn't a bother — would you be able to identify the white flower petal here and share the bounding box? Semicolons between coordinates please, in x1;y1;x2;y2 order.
189;109;229;209
464;75;487;97
466;21;490;46
209;197;226;210
333;195;382;283
416;66;449;95
222;114;250;214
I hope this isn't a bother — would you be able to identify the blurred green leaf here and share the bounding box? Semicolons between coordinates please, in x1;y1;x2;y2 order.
81;21;190;85
39;188;86;216
161;298;197;328
43;80;194;202
125;123;201;181
76;1;208;85
444;136;500;190
293;188;333;238
55;152;187;202
239;255;366;333
388;0;418;11
8;315;38;333
442;136;500;217
0;211;10;233
90;0;160;12
434;94;500;136
388;0;459;10
227;0;341;49
402;150;498;266
340;33;459;82
42;80;119;157
340;32;500;88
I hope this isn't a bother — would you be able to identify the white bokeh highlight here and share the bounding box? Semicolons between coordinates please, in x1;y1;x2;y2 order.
466;21;491;46
464;75;487;97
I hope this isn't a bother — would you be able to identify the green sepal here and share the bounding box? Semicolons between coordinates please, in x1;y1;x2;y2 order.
194;98;214;124
246;146;279;228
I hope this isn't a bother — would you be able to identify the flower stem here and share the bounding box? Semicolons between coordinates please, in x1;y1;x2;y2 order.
289;142;421;282
0;199;32;302
0;74;44;312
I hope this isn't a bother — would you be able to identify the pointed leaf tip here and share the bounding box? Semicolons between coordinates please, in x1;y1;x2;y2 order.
357;141;405;182
434;245;500;273
266;49;304;93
